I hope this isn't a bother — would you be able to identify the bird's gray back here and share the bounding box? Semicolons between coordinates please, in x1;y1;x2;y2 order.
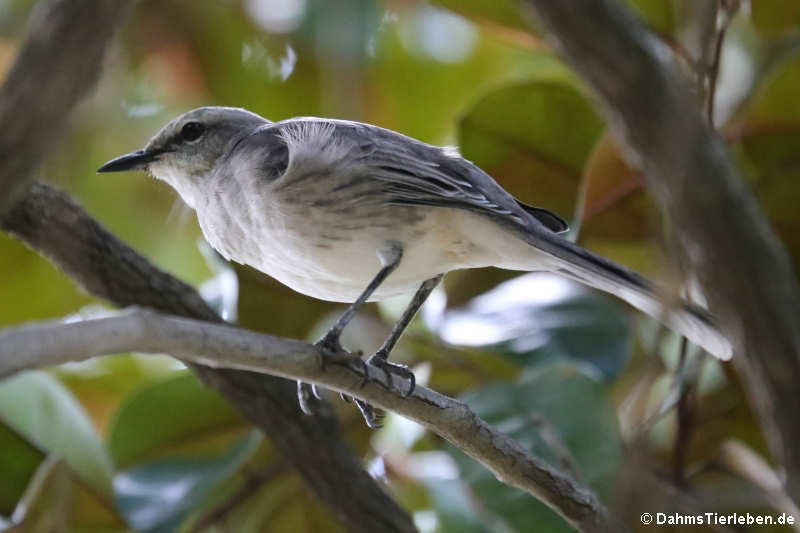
229;117;567;236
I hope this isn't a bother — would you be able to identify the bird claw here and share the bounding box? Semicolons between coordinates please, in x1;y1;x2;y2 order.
297;381;322;416
366;354;416;397
341;354;415;428
310;336;414;428
353;398;385;429
314;334;363;369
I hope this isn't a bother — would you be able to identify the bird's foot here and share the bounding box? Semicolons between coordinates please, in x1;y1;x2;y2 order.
340;384;386;428
309;336;414;428
315;332;365;370
344;351;415;428
300;331;378;422
352;398;385;429
340;390;385;428
365;350;416;397
297;381;323;416
297;333;367;417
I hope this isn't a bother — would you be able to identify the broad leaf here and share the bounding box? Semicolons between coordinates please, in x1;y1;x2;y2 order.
575;132;661;274
0;372;112;495
458;80;604;218
114;431;260;533
0;421;45;517
107;373;249;469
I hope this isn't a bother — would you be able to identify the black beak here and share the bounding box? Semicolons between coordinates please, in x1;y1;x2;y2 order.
97;149;160;173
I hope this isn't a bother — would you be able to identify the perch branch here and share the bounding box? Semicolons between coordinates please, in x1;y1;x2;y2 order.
0;308;627;533
0;0;130;212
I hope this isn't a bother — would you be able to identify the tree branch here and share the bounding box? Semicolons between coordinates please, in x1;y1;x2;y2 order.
0;307;627;533
518;0;800;501
0;0;130;213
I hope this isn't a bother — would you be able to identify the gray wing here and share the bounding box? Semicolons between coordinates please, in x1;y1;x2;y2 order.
342;121;569;233
252;118;569;233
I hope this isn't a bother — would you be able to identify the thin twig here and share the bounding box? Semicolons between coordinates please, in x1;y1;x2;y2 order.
672;337;693;485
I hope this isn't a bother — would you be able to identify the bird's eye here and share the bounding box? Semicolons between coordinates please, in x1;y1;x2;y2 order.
180;121;205;142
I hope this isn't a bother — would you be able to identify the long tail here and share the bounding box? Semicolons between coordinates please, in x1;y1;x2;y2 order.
527;230;732;360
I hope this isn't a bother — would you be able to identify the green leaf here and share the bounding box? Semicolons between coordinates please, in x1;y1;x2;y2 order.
477;367;620;484
107;373;249;470
575;131;662;274
577;132;650;241
0;372;112;495
114;431;260;533
0;421;45;517
458;80;605;217
438;363;621;532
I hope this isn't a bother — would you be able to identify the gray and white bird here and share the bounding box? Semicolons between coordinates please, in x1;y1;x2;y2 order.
99;106;732;425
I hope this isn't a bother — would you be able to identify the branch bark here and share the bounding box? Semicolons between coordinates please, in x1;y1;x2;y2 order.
0;307;627;533
0;0;416;530
0;0;128;212
518;0;800;501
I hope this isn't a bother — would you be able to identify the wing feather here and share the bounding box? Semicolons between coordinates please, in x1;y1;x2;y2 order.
335;121;568;233
246;118;568;233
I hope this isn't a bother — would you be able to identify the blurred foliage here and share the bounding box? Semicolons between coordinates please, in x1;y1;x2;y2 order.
450;363;622;533
1;0;800;532
459;79;603;218
0;422;44;517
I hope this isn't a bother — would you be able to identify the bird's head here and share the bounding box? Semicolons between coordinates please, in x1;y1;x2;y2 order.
98;106;268;207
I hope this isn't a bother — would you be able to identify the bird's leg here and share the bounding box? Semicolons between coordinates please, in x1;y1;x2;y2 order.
316;243;403;356
298;243;403;419
348;274;442;427
367;274;443;395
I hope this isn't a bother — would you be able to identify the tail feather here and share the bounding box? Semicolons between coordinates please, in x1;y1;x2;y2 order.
528;230;732;360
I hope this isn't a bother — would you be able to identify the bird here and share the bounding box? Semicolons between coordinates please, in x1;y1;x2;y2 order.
98;106;732;427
